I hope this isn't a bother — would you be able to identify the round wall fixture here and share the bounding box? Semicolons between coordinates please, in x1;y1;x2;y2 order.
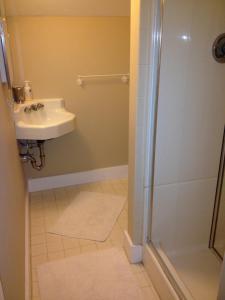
212;33;225;63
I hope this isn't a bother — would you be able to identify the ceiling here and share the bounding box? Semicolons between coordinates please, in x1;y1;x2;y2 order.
4;0;130;16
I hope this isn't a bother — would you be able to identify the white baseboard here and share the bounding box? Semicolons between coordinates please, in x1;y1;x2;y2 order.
123;230;143;263
0;280;5;300
28;165;128;192
25;191;31;300
143;244;179;300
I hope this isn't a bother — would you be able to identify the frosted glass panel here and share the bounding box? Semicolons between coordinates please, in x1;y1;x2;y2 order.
150;0;225;299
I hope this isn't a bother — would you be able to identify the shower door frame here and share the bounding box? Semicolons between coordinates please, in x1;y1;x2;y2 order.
142;0;190;297
140;0;225;299
209;126;225;259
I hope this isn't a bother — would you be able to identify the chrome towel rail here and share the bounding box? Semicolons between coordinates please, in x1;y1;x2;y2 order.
76;73;129;86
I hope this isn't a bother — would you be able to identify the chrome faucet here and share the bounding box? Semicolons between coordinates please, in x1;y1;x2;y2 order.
24;106;32;113
30;104;38;111
24;103;44;113
36;103;44;110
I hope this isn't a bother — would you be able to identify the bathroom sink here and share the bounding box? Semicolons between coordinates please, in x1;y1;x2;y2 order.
14;98;75;140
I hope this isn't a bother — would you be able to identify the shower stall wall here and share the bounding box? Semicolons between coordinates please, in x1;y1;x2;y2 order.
145;0;225;299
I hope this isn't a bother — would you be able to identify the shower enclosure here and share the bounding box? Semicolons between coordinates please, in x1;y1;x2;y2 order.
146;0;225;299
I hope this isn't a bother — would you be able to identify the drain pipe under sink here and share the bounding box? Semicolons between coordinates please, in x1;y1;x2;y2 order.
19;140;45;171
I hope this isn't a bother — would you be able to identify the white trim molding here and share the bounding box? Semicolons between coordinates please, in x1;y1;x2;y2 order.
28;165;128;192
25;191;31;300
143;244;179;300
0;279;5;300
218;254;225;300
123;230;143;263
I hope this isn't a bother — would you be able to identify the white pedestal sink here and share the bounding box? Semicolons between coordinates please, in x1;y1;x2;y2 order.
14;98;75;140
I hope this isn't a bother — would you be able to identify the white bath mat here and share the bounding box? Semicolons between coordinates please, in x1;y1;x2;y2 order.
49;192;126;242
37;248;143;300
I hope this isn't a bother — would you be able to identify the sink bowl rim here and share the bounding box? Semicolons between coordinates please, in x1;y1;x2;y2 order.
14;98;76;140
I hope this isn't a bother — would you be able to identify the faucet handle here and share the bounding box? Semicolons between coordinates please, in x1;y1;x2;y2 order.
24;106;32;113
37;103;44;110
30;104;38;111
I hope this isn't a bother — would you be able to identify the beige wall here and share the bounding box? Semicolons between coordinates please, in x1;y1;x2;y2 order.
7;16;130;179
0;84;26;300
5;0;130;16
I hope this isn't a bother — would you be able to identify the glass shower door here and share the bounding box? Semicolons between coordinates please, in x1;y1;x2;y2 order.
149;0;225;299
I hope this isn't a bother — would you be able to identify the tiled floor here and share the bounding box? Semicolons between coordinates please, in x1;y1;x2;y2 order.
30;179;160;300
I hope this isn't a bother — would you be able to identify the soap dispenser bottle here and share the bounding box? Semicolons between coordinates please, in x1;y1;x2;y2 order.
24;80;33;101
